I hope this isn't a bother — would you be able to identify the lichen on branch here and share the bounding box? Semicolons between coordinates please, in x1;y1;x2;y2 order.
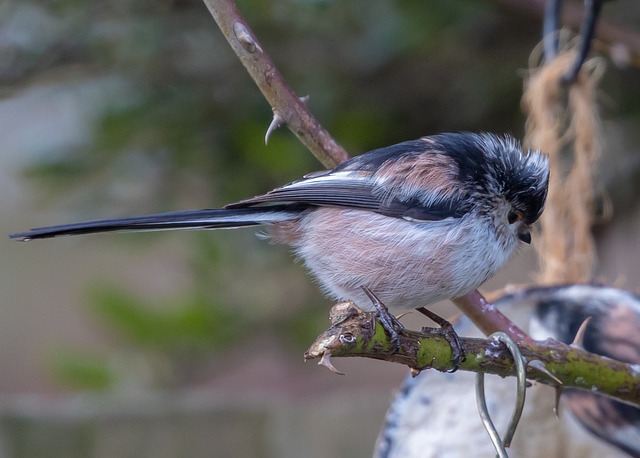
305;302;640;408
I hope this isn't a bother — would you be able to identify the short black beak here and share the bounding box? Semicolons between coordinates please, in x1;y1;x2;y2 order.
518;228;531;244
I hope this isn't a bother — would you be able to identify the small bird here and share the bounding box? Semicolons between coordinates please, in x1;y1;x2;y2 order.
11;132;549;355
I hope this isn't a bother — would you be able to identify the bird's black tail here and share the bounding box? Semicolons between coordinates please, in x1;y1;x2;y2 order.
10;205;304;241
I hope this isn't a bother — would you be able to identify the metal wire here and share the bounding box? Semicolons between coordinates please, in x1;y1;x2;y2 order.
543;0;563;62
475;332;528;458
542;0;606;83
563;0;605;84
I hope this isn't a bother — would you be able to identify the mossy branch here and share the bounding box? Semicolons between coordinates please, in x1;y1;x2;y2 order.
305;302;640;408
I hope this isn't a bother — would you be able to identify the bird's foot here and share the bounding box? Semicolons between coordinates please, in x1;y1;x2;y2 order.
416;306;466;372
361;287;405;352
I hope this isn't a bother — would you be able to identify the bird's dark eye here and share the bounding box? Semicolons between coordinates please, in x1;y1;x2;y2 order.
508;211;519;224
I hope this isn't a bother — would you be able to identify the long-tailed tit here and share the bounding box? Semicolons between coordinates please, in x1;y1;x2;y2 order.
11;132;549;348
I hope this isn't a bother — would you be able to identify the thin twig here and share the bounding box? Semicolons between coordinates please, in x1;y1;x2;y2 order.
202;0;351;169
453;290;534;343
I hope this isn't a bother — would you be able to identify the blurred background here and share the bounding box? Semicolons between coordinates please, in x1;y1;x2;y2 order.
1;0;639;456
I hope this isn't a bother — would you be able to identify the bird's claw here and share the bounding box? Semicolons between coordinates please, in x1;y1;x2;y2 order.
361;286;405;353
417;307;465;372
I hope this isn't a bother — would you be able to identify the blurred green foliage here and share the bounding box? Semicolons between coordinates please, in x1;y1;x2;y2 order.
51;351;114;391
5;0;640;390
88;287;243;351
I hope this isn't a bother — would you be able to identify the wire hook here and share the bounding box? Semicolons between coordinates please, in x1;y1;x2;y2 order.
543;0;563;62
543;0;606;84
475;332;528;458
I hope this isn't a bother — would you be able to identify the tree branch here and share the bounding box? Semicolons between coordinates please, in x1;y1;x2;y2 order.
202;0;351;169
201;0;535;344
452;290;534;344
305;302;640;407
203;2;640;423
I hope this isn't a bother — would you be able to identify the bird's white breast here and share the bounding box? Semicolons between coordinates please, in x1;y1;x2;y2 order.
289;208;517;311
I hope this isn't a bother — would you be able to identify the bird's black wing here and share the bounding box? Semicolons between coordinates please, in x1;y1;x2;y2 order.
227;170;463;221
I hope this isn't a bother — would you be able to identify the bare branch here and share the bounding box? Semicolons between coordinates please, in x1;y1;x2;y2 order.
452;290;533;344
202;0;351;169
